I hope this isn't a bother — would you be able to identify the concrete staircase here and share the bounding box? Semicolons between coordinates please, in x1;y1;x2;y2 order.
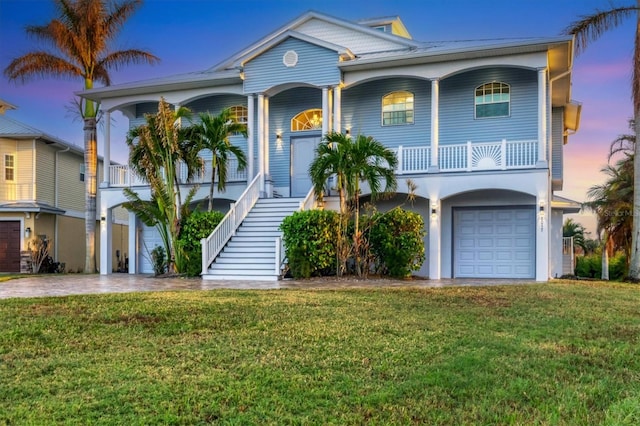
202;197;303;281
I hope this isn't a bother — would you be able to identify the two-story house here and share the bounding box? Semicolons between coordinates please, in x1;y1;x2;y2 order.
0;99;128;273
82;11;581;281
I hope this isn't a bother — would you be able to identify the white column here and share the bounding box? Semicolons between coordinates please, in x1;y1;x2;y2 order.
322;87;329;136
99;206;112;275
246;95;254;182
429;79;440;172
537;68;548;167
264;96;272;197
536;193;550;281
103;110;111;186
428;197;441;279
257;94;265;194
128;211;137;274
333;86;341;133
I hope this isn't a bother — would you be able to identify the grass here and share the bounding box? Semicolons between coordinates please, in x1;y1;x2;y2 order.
1;281;639;425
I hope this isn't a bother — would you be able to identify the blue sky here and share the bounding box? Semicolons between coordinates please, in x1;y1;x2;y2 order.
0;0;636;232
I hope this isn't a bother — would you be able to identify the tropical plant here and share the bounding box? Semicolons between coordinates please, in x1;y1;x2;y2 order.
309;132;398;276
191;109;247;211
4;0;159;273
176;210;225;277
562;218;587;253
123;98;202;274
566;1;640;279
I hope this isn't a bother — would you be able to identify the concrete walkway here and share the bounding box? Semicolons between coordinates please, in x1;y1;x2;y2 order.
0;273;539;299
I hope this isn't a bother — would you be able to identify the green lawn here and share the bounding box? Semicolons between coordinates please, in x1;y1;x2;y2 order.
1;281;639;425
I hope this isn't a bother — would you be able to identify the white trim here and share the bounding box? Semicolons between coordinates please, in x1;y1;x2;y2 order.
430;79;439;171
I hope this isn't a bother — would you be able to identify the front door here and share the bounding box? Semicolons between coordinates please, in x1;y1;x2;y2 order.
290;135;321;197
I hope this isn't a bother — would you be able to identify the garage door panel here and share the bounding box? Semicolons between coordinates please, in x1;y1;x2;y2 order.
454;207;535;279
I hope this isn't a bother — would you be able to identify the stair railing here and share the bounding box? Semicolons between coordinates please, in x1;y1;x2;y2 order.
201;174;261;275
276;187;319;277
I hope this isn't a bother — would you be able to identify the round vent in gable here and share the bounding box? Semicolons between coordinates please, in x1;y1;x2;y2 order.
283;50;298;67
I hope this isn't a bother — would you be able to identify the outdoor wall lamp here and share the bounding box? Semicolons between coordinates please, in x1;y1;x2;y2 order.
431;202;437;220
345;128;350;136
100;215;106;223
25;227;31;239
538;200;545;231
276;133;282;141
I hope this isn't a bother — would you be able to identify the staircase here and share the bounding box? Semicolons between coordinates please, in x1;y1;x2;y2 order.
202;198;303;281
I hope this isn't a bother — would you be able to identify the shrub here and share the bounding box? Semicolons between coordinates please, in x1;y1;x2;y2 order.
575;252;627;281
177;210;225;277
369;208;426;278
280;210;339;278
150;245;167;276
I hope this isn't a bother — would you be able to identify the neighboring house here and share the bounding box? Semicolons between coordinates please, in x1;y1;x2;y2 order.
0;99;128;273
82;11;581;280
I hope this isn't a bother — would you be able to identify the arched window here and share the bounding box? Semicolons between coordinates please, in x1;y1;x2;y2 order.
291;109;323;131
229;105;248;123
475;82;510;118
382;91;414;126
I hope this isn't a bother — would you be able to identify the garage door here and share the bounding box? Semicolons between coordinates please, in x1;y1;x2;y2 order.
454;207;535;278
0;221;21;272
140;224;164;274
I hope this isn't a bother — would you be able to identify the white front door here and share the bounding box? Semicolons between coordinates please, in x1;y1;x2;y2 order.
139;223;163;274
454;207;535;278
291;135;321;197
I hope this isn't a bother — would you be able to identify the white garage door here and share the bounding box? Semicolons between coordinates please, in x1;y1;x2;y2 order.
454;207;535;278
140;224;164;274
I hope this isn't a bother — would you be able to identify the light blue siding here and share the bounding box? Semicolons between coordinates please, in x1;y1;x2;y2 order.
183;95;249;152
244;38;341;94
342;78;431;149
439;68;538;144
268;87;322;190
130;102;160;129
551;107;563;184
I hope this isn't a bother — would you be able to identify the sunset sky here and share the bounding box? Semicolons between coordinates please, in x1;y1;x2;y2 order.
0;0;636;234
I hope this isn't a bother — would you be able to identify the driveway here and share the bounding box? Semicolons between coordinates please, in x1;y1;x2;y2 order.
0;273;539;299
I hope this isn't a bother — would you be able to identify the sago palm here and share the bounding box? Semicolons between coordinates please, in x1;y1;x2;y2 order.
4;0;159;273
566;1;640;279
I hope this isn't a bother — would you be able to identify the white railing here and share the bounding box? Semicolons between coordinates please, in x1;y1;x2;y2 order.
2;182;34;201
200;174;261;275
562;236;575;276
393;140;538;174
109;158;247;187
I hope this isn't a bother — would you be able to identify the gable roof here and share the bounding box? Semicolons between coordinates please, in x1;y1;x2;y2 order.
0;114;84;155
213;10;420;71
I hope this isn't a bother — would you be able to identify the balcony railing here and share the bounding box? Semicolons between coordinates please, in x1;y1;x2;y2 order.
394;139;538;174
108;158;248;188
1;183;34;201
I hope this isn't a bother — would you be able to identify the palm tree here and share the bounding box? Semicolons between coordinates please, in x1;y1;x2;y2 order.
4;0;159;273
190;109;248;211
566;1;640;279
563;218;587;253
123;98;202;274
309;132;397;276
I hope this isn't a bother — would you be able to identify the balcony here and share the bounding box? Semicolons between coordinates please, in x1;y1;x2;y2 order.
1;182;34;202
395;139;538;174
108;158;248;188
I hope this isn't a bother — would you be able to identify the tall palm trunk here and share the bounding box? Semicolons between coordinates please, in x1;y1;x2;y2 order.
84;117;97;273
630;2;640;280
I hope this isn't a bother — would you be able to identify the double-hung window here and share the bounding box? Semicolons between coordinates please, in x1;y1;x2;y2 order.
475;82;510;118
4;154;14;181
382;91;414;126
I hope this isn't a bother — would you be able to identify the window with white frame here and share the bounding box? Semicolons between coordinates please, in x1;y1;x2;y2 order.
80;164;85;182
291;109;323;131
229;105;248;124
4;154;14;181
382;91;414;126
475;82;510;118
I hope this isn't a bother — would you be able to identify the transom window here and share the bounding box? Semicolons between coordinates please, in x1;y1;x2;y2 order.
4;154;14;181
475;82;510;118
382;91;414;126
291;109;323;132
229;105;248;124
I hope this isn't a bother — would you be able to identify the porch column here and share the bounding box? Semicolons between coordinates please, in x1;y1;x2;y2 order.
102;110;111;186
263;95;272;197
246;95;254;182
537;68;548;167
257;94;265;194
429;78;440;172
333;86;342;133
536;193;550;281
127;211;137;274
99;207;112;275
322;87;329;136
428;197;441;279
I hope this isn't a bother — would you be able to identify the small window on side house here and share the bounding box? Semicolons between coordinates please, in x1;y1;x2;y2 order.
475;82;510;118
80;164;85;182
382;91;414;126
229;105;248;124
4;154;14;181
